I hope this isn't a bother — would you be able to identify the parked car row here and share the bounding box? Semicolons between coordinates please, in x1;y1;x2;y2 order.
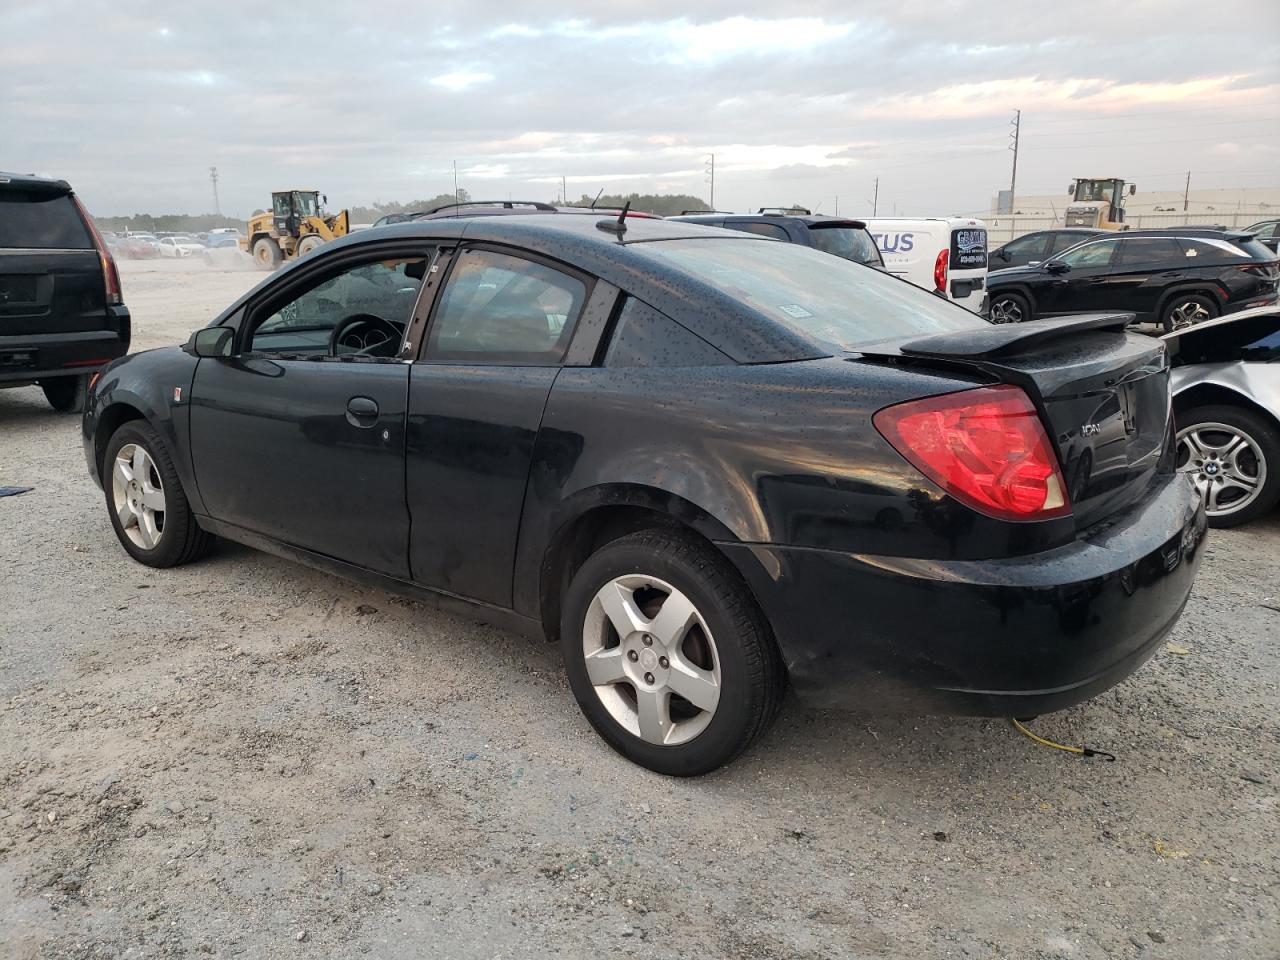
104;227;246;259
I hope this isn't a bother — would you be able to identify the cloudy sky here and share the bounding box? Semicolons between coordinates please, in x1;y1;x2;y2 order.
3;1;1278;218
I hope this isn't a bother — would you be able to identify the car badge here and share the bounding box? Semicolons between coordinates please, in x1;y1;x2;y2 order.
1081;423;1101;437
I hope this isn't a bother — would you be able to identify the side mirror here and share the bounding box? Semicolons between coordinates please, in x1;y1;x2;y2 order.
998;249;1011;261
1067;185;1075;196
1128;184;1137;196
186;326;234;358
1045;260;1070;275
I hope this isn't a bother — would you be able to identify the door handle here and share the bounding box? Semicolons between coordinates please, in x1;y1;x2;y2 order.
346;396;379;427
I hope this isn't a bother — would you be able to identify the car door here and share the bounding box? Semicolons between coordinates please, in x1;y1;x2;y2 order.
188;245;431;577
1038;237;1122;315
405;244;594;606
1110;237;1185;320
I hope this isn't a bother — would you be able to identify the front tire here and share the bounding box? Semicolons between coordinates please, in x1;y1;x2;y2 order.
560;529;785;776
252;237;283;270
40;375;87;412
989;291;1031;324
296;235;325;256
1162;293;1218;333
104;421;215;566
1176;405;1280;527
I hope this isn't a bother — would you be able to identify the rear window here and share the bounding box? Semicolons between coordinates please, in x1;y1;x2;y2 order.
636;238;984;351
950;227;988;270
808;224;883;266
0;191;93;249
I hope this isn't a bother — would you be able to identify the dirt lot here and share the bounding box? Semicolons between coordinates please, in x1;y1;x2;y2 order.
2;259;1278;959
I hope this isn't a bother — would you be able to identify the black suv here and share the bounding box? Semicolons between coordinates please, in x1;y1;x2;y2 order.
670;209;884;268
1;172;130;410
986;228;1279;331
989;228;1103;269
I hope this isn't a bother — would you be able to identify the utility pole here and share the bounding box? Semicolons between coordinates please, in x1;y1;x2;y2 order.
453;161;459;202
834;195;838;216
705;153;715;209
872;177;879;216
209;166;220;216
1183;171;1191;211
1009;109;1021;209
561;175;567;204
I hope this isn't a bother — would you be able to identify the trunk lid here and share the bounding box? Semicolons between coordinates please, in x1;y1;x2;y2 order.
859;314;1173;528
0;176;104;337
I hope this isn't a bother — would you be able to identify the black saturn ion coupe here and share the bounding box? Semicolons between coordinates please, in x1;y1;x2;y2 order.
83;214;1205;775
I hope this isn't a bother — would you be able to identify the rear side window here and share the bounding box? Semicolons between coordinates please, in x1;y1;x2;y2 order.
1178;237;1273;262
605;297;731;367
726;222;789;241
809;224;883;266
1117;238;1182;266
427;248;587;364
0;191;93;249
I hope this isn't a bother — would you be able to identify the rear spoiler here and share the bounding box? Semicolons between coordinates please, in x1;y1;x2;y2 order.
0;172;72;197
865;313;1136;360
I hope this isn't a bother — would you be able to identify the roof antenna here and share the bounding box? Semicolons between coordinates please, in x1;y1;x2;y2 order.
589;187;604;211
597;200;630;237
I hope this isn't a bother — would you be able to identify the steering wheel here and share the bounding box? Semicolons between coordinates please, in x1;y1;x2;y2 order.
328;313;405;357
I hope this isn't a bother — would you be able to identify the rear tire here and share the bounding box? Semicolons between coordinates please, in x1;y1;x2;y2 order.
103;421;215;567
252;237;282;270
1175;405;1280;527
989;291;1031;324
560;528;785;776
40;375;87;413
1162;293;1218;333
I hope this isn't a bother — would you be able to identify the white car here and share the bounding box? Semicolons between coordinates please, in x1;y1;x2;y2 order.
1167;305;1280;526
157;236;204;258
863;217;989;312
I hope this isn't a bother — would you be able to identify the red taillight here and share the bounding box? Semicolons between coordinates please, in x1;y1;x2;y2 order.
70;194;123;306
933;248;949;292
873;385;1071;522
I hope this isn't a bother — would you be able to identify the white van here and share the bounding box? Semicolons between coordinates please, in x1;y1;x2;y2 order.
863;217;989;312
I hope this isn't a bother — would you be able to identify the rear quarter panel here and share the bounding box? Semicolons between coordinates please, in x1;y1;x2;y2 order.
511;356;1072;619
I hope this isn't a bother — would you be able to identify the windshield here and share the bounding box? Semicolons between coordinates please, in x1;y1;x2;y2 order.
636;238;984;350
808;224;883;266
293;192;320;217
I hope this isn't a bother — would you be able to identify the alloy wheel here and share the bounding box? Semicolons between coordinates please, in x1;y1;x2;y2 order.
111;443;167;549
581;574;721;746
989;297;1023;324
1176;422;1266;518
1169;299;1212;331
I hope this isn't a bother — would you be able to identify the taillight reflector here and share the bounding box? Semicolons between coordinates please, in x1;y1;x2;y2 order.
70;194;123;306
873;385;1071;522
933;248;949;292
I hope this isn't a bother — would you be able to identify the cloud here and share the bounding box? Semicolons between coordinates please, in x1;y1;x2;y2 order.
2;1;1277;218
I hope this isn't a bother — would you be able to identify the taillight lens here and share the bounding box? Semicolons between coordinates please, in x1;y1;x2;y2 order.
71;194;123;306
874;385;1071;522
933;248;949;292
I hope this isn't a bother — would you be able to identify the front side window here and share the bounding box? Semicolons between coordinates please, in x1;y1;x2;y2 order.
1003;233;1048;261
249;256;426;356
635;238;982;351
426;248;587;364
293;193;320;217
1049;232;1092;255
1059;239;1120;267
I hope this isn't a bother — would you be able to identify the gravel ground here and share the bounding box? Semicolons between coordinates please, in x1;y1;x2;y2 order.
2;259;1278;960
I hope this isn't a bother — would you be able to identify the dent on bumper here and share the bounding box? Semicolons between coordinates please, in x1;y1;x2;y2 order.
720;476;1206;716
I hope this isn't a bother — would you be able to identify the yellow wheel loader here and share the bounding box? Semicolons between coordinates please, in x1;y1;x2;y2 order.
1063;177;1135;231
240;190;350;269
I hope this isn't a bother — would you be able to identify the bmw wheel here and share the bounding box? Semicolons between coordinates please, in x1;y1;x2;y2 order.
561;529;785;776
1176;405;1280;527
104;421;215;566
989;292;1030;324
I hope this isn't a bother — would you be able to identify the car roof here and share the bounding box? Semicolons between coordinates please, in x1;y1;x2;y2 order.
226;214;831;364
672;213;868;227
0;170;73;195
